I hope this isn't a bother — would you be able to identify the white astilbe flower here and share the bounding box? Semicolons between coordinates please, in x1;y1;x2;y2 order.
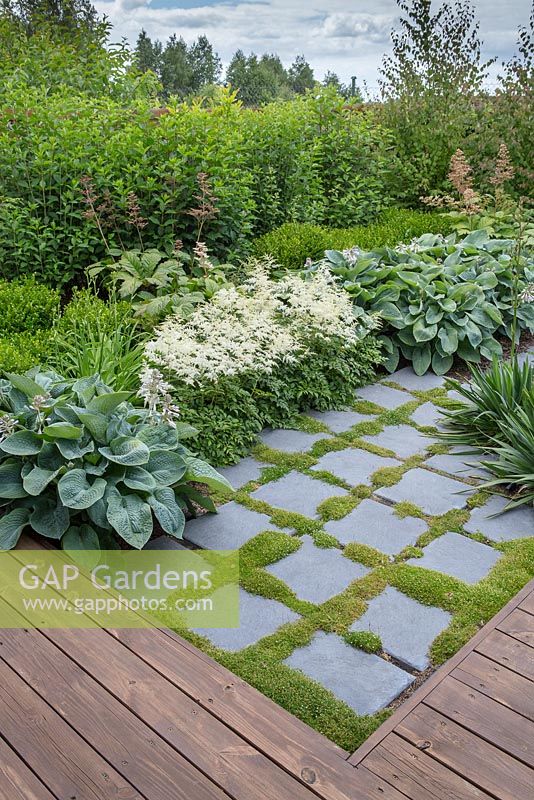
144;262;376;387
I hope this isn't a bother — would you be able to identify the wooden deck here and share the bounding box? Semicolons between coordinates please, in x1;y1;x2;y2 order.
0;541;533;799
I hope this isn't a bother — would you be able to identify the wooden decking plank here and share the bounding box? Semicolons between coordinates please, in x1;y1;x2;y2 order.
423;675;534;767
0;735;58;800
475;629;534;680
0;657;144;800
396;704;533;800
497;608;534;647
452;651;534;721
0;616;229;800
109;627;368;800
519;591;534;616
43;627;317;800
361;733;493;800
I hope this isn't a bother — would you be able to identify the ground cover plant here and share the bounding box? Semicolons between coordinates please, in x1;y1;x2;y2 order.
0;369;232;551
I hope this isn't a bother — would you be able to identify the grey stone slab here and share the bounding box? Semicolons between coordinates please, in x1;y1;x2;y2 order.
195;588;300;651
407;531;501;584
307;409;376;434
144;535;189;550
424;447;493;481
464;495;534;542
250;471;348;518
362;425;433;459
385;367;445;392
184;502;281;549
324;499;427;554
411;402;445;429
518;350;534;368
350;586;451;671
259;428;329;453
375;468;470;516
311;449;400;487
217;457;267;490
356;384;411;410
284;631;414;715
266;535;369;604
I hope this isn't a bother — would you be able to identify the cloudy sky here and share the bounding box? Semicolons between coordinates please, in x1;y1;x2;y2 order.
94;0;531;89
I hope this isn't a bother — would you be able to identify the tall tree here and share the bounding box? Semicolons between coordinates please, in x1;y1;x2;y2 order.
288;54;314;94
160;34;193;97
188;34;222;92
1;0;99;35
134;29;162;76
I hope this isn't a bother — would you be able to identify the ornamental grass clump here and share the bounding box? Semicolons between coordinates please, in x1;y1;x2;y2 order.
143;261;382;464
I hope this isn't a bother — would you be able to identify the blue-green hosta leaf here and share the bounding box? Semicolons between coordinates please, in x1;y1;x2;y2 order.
99;436;150;466
462;229;490;247
412;345;432;376
137;425;179;451
412;317;438;343
465;319;483;348
0;461;27;499
43;422;83;440
480;337;503;360
122;466;157;492
22;465;60;496
4;373;45;399
425;306;444;325
147;488;185;538
71;409;109;442
474;272;498;289
0;507;30;549
106;488;153;549
0;430;42;456
457;339;482;363
30;498;70;539
146;450;187;486
56;437;95;460
62;525;101;560
37;442;64;471
84;458;109;476
87;391;131;415
374;301;405;327
431;351;454;375
58;470;106;510
184;457;233;493
87;497;112;530
437;325;459;356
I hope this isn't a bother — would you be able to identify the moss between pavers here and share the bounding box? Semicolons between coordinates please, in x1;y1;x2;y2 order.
170;393;534;753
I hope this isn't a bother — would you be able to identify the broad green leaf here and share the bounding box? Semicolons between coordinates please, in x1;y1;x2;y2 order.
56;437;95;460
146;450;187;486
0;430;42;456
474;272;498;289
22;465;59;496
425;305;444;325
137;425;179;450
87;391;131;414
147;488;185;538
58;469;106;510
43;422;83;440
87;497;112;530
4;373;45;399
480;337;503;360
99;436;150;466
431;352;454;375
412;345;432;376
122;466;157;492
37;442;64;471
0;461;27;499
184;457;233;493
72;409;108;441
0;508;30;549
106;488;153;549
412;317;438;343
62;525;101;560
437;325;459;356
30;499;70;539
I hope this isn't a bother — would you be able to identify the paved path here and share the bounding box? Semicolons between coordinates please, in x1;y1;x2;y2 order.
153;358;534;724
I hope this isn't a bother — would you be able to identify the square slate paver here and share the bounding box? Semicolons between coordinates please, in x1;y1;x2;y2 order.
324;499;427;554
375;468;470;516
250;471;348;518
355;384;410;410
217;457;267;489
195;588;300;651
464;495;534;542
406;531;501;584
411;402;445;429
307;409;376;434
424;447;492;481
518;350;534;368
311;449;400;487
385;367;445;392
266;535;369;604
350;586;451;671
362;425;433;459
259;428;329;453
184;502;282;549
284;631;414;715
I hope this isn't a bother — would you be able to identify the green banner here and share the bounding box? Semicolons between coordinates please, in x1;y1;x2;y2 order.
0;549;239;629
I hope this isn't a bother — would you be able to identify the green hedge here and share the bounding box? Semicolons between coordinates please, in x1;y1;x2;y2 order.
253;209;453;270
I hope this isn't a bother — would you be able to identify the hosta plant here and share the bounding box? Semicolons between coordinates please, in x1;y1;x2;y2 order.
0;370;232;551
314;230;534;375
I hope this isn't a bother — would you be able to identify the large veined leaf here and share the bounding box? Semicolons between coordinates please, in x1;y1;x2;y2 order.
106;488;153;549
30;498;70;539
99;436;150;466
56;437;95;460
71;409;108;442
86;497;112;530
437;325;459;356
137;425;179;451
122;466;157;492
412;317;438;343
184;457;233;493
147;488;185;538
37;442;64;471
58;469;106;510
0;430;42;456
62;525;101;563
4;372;45;399
146;450;187;486
0;461;28;499
431;351;454;375
0;507;30;549
87;391;131;414
43;422;83;440
412;345;432;376
22;465;60;496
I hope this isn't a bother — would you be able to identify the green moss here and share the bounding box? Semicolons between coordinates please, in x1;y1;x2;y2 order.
345;631;382;653
317;494;360;521
240;531;300;569
394;501;425;519
344;542;390;568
